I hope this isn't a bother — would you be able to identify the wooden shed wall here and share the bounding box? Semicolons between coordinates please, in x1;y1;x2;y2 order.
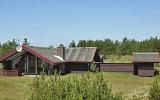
100;63;133;72
133;63;154;76
65;63;90;73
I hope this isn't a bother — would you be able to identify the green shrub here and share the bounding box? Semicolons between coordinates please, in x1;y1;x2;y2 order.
90;62;99;73
154;68;159;76
0;63;3;69
29;72;123;100
149;76;160;100
155;63;160;68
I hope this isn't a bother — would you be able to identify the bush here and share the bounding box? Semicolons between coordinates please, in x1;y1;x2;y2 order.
149;76;160;100
90;62;99;73
0;63;3;69
29;72;123;100
154;68;159;76
155;63;160;68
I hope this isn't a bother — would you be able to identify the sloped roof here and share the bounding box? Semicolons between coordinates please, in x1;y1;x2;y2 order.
65;47;97;62
0;45;97;64
29;46;62;62
133;52;160;63
29;46;97;62
0;50;18;62
29;46;97;63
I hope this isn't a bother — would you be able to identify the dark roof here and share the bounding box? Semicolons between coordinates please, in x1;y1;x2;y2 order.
0;50;18;62
22;45;59;64
29;46;62;62
0;45;97;64
133;52;160;63
65;47;97;62
29;46;97;63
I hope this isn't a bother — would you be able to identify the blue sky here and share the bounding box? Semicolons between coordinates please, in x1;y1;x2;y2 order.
0;0;160;47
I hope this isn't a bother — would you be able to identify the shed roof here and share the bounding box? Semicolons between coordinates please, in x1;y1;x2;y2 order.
133;52;160;63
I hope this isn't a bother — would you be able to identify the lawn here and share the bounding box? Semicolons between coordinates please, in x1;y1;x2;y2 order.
102;72;154;100
105;55;132;63
0;76;32;100
0;72;155;100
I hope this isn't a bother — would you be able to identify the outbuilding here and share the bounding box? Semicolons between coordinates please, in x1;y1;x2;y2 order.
132;53;160;77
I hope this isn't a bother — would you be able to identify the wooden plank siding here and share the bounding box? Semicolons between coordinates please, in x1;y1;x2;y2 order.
100;63;133;72
0;70;22;76
138;70;154;77
65;63;90;73
133;63;154;77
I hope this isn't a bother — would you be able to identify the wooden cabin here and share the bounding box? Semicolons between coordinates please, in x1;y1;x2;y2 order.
132;53;160;77
0;45;100;76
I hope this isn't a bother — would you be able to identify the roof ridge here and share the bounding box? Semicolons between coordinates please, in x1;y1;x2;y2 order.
68;47;97;49
30;46;54;49
133;52;159;54
30;46;97;49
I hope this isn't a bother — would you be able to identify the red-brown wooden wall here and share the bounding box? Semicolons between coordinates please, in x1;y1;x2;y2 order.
100;63;133;72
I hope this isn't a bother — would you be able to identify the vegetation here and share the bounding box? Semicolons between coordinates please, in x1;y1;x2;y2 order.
103;72;154;100
29;72;123;100
105;55;132;63
0;39;18;56
0;37;159;100
149;76;160;100
0;72;154;100
154;68;159;76
0;63;3;69
69;40;76;47
1;37;159;57
90;62;99;72
0;76;32;100
70;37;160;55
0;38;29;56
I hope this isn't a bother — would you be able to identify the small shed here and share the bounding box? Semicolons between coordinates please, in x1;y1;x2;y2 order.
132;53;160;77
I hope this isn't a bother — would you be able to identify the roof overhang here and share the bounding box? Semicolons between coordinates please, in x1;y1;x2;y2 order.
0;45;97;65
0;45;61;65
132;52;160;63
132;61;160;63
6;50;25;61
22;45;60;64
0;50;18;62
65;61;91;63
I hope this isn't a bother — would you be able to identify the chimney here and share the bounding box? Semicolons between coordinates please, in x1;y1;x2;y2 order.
57;47;65;60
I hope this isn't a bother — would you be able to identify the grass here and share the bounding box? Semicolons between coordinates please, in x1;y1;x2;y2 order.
102;72;154;100
0;55;157;100
0;72;155;100
105;55;132;63
0;76;32;100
